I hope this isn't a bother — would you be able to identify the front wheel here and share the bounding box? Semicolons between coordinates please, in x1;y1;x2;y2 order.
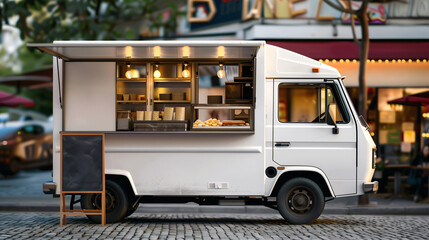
81;179;129;223
277;178;325;224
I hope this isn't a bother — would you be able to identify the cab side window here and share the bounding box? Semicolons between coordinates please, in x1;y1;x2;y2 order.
21;125;44;135
278;84;348;123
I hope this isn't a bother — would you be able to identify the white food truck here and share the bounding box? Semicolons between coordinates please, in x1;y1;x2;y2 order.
31;41;377;224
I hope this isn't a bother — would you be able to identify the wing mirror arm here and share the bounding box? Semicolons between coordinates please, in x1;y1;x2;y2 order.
327;103;339;134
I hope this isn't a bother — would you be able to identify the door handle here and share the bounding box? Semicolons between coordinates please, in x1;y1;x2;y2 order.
275;142;290;147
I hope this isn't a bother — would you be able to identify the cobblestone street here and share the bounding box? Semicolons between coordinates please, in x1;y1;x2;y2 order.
0;212;428;240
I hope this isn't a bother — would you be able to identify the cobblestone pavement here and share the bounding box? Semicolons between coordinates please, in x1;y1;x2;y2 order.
0;212;428;240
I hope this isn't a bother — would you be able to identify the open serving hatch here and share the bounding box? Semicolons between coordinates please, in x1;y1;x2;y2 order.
28;41;264;61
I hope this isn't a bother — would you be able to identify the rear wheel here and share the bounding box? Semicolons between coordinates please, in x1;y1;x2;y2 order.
277;178;325;224
0;159;20;177
81;179;129;223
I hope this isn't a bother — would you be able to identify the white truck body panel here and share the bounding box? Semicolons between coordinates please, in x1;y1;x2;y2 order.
48;41;375;198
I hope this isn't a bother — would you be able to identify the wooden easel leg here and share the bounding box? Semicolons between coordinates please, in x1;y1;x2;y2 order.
60;194;63;227
62;193;67;226
101;192;106;226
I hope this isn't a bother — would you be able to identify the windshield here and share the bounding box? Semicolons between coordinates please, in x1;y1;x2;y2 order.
0;126;19;140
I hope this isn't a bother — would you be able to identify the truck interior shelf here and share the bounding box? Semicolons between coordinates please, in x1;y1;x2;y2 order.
115;61;255;132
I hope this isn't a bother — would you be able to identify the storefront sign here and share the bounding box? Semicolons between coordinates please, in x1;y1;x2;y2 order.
379;111;396;124
388;131;401;144
188;0;392;28
188;0;243;29
403;130;416;143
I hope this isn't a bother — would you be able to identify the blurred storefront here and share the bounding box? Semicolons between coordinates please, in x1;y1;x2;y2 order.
165;0;429;167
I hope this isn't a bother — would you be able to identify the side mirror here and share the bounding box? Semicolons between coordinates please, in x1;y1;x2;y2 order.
327;103;339;134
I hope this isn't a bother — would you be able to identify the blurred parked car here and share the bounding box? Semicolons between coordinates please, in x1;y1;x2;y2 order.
0;121;53;176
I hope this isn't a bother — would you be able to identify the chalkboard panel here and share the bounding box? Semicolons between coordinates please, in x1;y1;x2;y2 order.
62;134;103;191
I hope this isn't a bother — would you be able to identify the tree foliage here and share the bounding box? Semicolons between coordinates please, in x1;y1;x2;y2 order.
0;0;184;42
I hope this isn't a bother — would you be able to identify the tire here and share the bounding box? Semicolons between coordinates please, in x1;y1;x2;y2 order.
277;178;325;224
81;179;129;223
125;202;139;218
0;159;20;177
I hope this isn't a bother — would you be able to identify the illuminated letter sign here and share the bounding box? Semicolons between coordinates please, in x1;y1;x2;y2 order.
188;0;217;23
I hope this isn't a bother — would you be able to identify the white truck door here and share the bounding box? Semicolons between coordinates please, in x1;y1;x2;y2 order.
273;79;357;196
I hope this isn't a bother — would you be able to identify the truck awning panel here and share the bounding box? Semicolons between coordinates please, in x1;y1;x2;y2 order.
28;41;264;61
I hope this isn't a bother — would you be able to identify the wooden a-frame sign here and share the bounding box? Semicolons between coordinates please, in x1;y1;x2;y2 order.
60;133;106;226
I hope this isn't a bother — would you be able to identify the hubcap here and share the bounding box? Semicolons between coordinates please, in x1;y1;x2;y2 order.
91;188;117;213
287;187;314;216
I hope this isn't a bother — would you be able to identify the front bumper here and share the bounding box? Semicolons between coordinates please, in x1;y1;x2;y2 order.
363;181;379;194
43;181;57;195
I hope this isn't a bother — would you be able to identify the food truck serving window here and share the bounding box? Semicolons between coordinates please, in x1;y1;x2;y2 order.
115;61;255;133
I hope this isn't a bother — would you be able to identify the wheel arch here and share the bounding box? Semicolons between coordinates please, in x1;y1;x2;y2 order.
105;169;137;197
269;167;335;198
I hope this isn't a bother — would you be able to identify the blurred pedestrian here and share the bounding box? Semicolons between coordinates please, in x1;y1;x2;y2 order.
410;145;429;202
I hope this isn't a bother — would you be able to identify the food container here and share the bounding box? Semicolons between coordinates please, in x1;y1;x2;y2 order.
136;111;144;121
207;95;222;104
117;94;123;100
163;107;174;120
117;110;132;130
172;92;186;101
130;94;137;101
152;111;160;120
175;107;185;121
144;111;152;120
123;94;130;101
137;95;146;101
159;93;172;100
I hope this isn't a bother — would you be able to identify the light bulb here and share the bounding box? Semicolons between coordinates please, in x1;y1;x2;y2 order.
182;69;190;78
125;70;133;79
217;69;225;78
154;64;161;78
125;69;139;79
182;63;190;78
217;64;225;78
131;69;140;78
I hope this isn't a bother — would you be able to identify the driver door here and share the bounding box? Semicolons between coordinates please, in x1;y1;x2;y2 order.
273;80;357;196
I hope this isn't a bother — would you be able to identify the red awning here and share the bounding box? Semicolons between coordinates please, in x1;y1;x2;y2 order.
267;41;429;60
388;91;429;106
0;90;35;108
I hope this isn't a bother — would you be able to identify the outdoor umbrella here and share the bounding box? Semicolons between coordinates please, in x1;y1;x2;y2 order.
0;90;35;107
387;90;429;154
387;91;429;106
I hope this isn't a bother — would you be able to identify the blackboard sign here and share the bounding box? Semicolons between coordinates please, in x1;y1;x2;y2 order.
61;134;104;192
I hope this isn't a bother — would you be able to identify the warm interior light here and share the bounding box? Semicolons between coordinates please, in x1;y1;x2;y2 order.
217;64;225;78
217;46;225;58
183;46;190;58
154;64;161;78
182;63;190;78
154;46;161;58
125;46;132;58
125;64;132;79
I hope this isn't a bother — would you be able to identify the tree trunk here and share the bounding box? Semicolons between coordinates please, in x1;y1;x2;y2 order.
357;1;370;206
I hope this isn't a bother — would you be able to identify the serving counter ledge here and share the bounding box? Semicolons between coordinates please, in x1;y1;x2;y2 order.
60;131;255;134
